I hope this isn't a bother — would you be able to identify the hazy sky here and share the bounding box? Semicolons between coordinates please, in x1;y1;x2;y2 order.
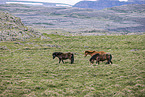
19;0;128;5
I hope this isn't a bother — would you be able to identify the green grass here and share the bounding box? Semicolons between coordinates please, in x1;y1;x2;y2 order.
0;34;145;96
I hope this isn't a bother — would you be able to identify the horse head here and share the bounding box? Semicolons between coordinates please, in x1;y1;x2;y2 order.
52;52;63;59
52;53;56;59
89;53;100;64
84;51;89;57
84;50;96;57
90;59;94;64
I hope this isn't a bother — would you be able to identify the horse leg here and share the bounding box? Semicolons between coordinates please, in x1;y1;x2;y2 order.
96;57;99;65
107;61;110;64
109;54;113;64
62;60;64;64
59;58;61;63
96;61;97;65
71;54;74;64
69;58;72;64
96;61;99;65
106;60;109;64
107;58;113;64
71;60;73;64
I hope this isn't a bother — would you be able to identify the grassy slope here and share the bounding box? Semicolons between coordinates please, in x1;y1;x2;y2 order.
0;34;145;96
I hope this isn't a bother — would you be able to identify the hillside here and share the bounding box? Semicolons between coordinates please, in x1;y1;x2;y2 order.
0;4;145;34
0;11;41;41
73;0;145;10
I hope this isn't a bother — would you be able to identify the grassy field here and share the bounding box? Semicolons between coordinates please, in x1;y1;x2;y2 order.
0;34;145;96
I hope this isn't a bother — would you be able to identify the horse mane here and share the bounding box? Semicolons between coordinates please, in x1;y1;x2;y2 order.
53;52;63;56
85;50;96;53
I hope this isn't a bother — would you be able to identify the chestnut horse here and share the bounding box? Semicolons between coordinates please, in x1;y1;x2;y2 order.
84;50;106;57
89;53;113;65
52;52;74;64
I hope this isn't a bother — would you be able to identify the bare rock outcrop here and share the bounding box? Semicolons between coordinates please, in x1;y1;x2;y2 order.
0;11;41;41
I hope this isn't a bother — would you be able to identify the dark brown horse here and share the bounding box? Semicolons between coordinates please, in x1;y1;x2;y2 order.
89;53;113;65
52;52;74;64
84;50;106;57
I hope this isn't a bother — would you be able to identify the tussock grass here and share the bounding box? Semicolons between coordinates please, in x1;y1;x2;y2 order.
0;34;145;96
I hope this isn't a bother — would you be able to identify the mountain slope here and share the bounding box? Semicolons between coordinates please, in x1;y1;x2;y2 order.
73;0;145;10
0;4;145;34
0;11;41;41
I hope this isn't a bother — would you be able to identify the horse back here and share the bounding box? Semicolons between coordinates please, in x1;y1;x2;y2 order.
53;52;63;56
95;51;106;55
93;53;109;61
88;51;106;56
61;52;73;59
99;54;107;61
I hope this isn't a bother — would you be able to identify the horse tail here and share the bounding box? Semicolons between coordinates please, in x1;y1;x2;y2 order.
109;54;113;64
71;53;74;64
